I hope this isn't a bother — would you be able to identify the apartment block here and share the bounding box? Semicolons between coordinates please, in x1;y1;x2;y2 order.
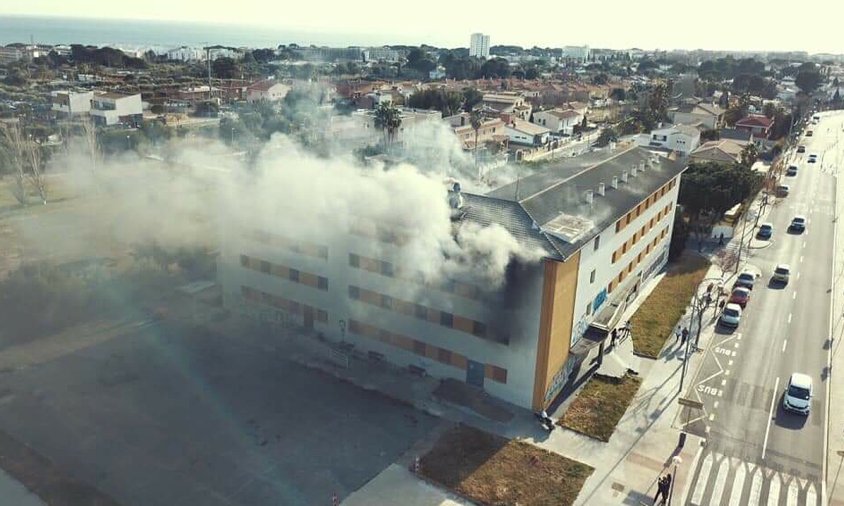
219;147;685;410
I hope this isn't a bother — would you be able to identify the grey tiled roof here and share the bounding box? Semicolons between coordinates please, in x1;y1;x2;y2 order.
462;146;687;260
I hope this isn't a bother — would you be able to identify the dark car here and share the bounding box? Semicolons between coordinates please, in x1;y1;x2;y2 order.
757;223;773;240
797;145;806;153
735;271;756;290
807;130;814;137
789;216;806;233
729;287;751;308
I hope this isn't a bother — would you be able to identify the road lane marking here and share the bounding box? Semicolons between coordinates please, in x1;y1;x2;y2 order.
768;473;781;505
729;463;746;505
801;255;804;263
788;313;793;324
713;401;719;409
721;379;727;386
728;360;733;366
762;377;780;460
709;456;730;505
748;470;763;505
783;339;788;352
709;413;715;421
793;292;797;300
804;241;807;248
691;453;714;505
806;481;818;506
786;477;799;506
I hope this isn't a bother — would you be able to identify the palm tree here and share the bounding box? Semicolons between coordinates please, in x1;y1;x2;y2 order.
469;110;482;170
374;103;402;147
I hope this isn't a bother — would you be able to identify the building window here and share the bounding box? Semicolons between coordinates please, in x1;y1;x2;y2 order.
415;304;427;319
472;321;486;338
349;253;360;267
440;312;454;328
348;285;360;299
381;261;394;277
316;309;328;323
317;246;329;259
585;301;592;316
289;268;300;282
413;340;427;356
240;254;249;267
593;235;600;251
317;276;328;291
590;269;596;284
381;294;393;310
437;347;452;364
491;366;508;384
260;260;271;274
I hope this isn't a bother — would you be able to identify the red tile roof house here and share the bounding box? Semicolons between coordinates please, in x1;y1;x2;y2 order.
735;114;775;139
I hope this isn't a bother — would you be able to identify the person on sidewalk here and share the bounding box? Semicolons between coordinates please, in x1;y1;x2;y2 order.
611;328;618;348
718;232;725;246
653;474;670;505
681;327;689;345
674;326;682;344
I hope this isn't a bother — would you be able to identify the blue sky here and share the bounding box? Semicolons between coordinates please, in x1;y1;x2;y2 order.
2;0;841;53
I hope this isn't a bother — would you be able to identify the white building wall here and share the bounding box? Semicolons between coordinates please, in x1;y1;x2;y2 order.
470;33;490;58
569;173;680;346
219;221;544;409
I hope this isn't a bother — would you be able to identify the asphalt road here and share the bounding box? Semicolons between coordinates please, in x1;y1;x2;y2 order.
683;114;844;506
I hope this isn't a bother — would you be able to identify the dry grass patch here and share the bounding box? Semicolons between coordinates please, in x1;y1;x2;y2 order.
558;374;642;442
631;253;711;358
420;424;593;506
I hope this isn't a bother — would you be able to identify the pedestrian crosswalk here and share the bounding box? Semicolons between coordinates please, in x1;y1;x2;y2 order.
686;452;820;506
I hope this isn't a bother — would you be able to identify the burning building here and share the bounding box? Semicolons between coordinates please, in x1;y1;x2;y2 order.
218;145;685;410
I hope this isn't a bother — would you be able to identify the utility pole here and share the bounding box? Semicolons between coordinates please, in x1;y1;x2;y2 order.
735;203;750;273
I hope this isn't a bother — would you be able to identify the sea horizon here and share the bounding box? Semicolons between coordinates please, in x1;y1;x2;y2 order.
0;14;424;51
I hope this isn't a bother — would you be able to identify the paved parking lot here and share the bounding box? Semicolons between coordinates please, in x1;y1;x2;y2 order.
0;322;438;506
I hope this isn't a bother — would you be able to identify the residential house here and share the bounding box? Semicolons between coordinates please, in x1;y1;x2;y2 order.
90;92;143;127
504;119;551;146
247;79;291;103
636;124;701;156
444;112;507;150
51;90;94;117
481;93;532;121
718;128;752;145
735;114;774;140
689;139;745;165
670;102;724;130
532;108;582;135
0;46;23;64
219;147;684;410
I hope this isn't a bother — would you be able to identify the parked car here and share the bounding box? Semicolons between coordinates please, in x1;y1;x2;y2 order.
783;372;813;415
735;271;757;290
807;130;813;136
772;264;791;284
757;223;773;239
729;287;751;308
777;184;790;197
789;216;806;233
720;303;742;327
787;165;798;176
797;145;806;153
808;154;817;163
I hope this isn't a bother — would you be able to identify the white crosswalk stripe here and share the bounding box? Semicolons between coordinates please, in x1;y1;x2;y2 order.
728;463;746;505
686;451;820;506
768;474;781;505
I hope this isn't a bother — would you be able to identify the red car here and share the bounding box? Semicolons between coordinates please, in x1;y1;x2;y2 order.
729;287;751;308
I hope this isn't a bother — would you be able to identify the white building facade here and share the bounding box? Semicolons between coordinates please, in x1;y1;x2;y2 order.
470;33;491;58
90;92;143;126
51;90;94;117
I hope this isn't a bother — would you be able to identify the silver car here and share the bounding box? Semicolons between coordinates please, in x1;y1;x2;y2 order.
719;303;742;327
772;264;791;284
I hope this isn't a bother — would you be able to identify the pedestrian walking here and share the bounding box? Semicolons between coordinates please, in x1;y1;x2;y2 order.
674;326;681;344
681;327;689;345
653;474;670;504
611;328;618;348
718;232;725;246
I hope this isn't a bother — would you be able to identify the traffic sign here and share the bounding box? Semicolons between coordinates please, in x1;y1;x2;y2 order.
678;397;704;409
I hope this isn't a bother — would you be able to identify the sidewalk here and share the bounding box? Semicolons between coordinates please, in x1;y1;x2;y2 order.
0;469;44;506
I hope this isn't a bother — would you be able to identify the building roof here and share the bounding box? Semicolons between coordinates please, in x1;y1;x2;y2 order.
735;114;774;129
541;108;581;120
719;128;752;143
248;79;285;92
690;139;744;163
460;147;686;260
95;91;135;100
506;119;551;136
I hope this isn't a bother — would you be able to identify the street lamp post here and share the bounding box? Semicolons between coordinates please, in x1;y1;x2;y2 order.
126;134;131;151
668;455;682;505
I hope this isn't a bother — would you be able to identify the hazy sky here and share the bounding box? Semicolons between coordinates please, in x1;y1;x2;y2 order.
2;0;842;53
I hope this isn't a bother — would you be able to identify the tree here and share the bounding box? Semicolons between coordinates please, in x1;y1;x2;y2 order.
592;73;609;85
609;88;626;101
795;65;824;94
462;88;483;112
762;103;778;119
668;212;689;261
700;129;720;142
374;103;402;145
80;118;100;179
739;143;758;167
406;89;462;116
596;127;618;147
212;57;238;79
0;123;27;204
469;110;482;168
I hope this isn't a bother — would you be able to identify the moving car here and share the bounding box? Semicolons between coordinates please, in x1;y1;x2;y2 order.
786;165;798;176
772;264;791;284
735;271;757;290
789;215;806;233
807;130;813;136
757;223;773;239
797;145;806;153
729;287;751;308
777;184;790;197
783;373;813;415
720;303;742;328
808;154;818;163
